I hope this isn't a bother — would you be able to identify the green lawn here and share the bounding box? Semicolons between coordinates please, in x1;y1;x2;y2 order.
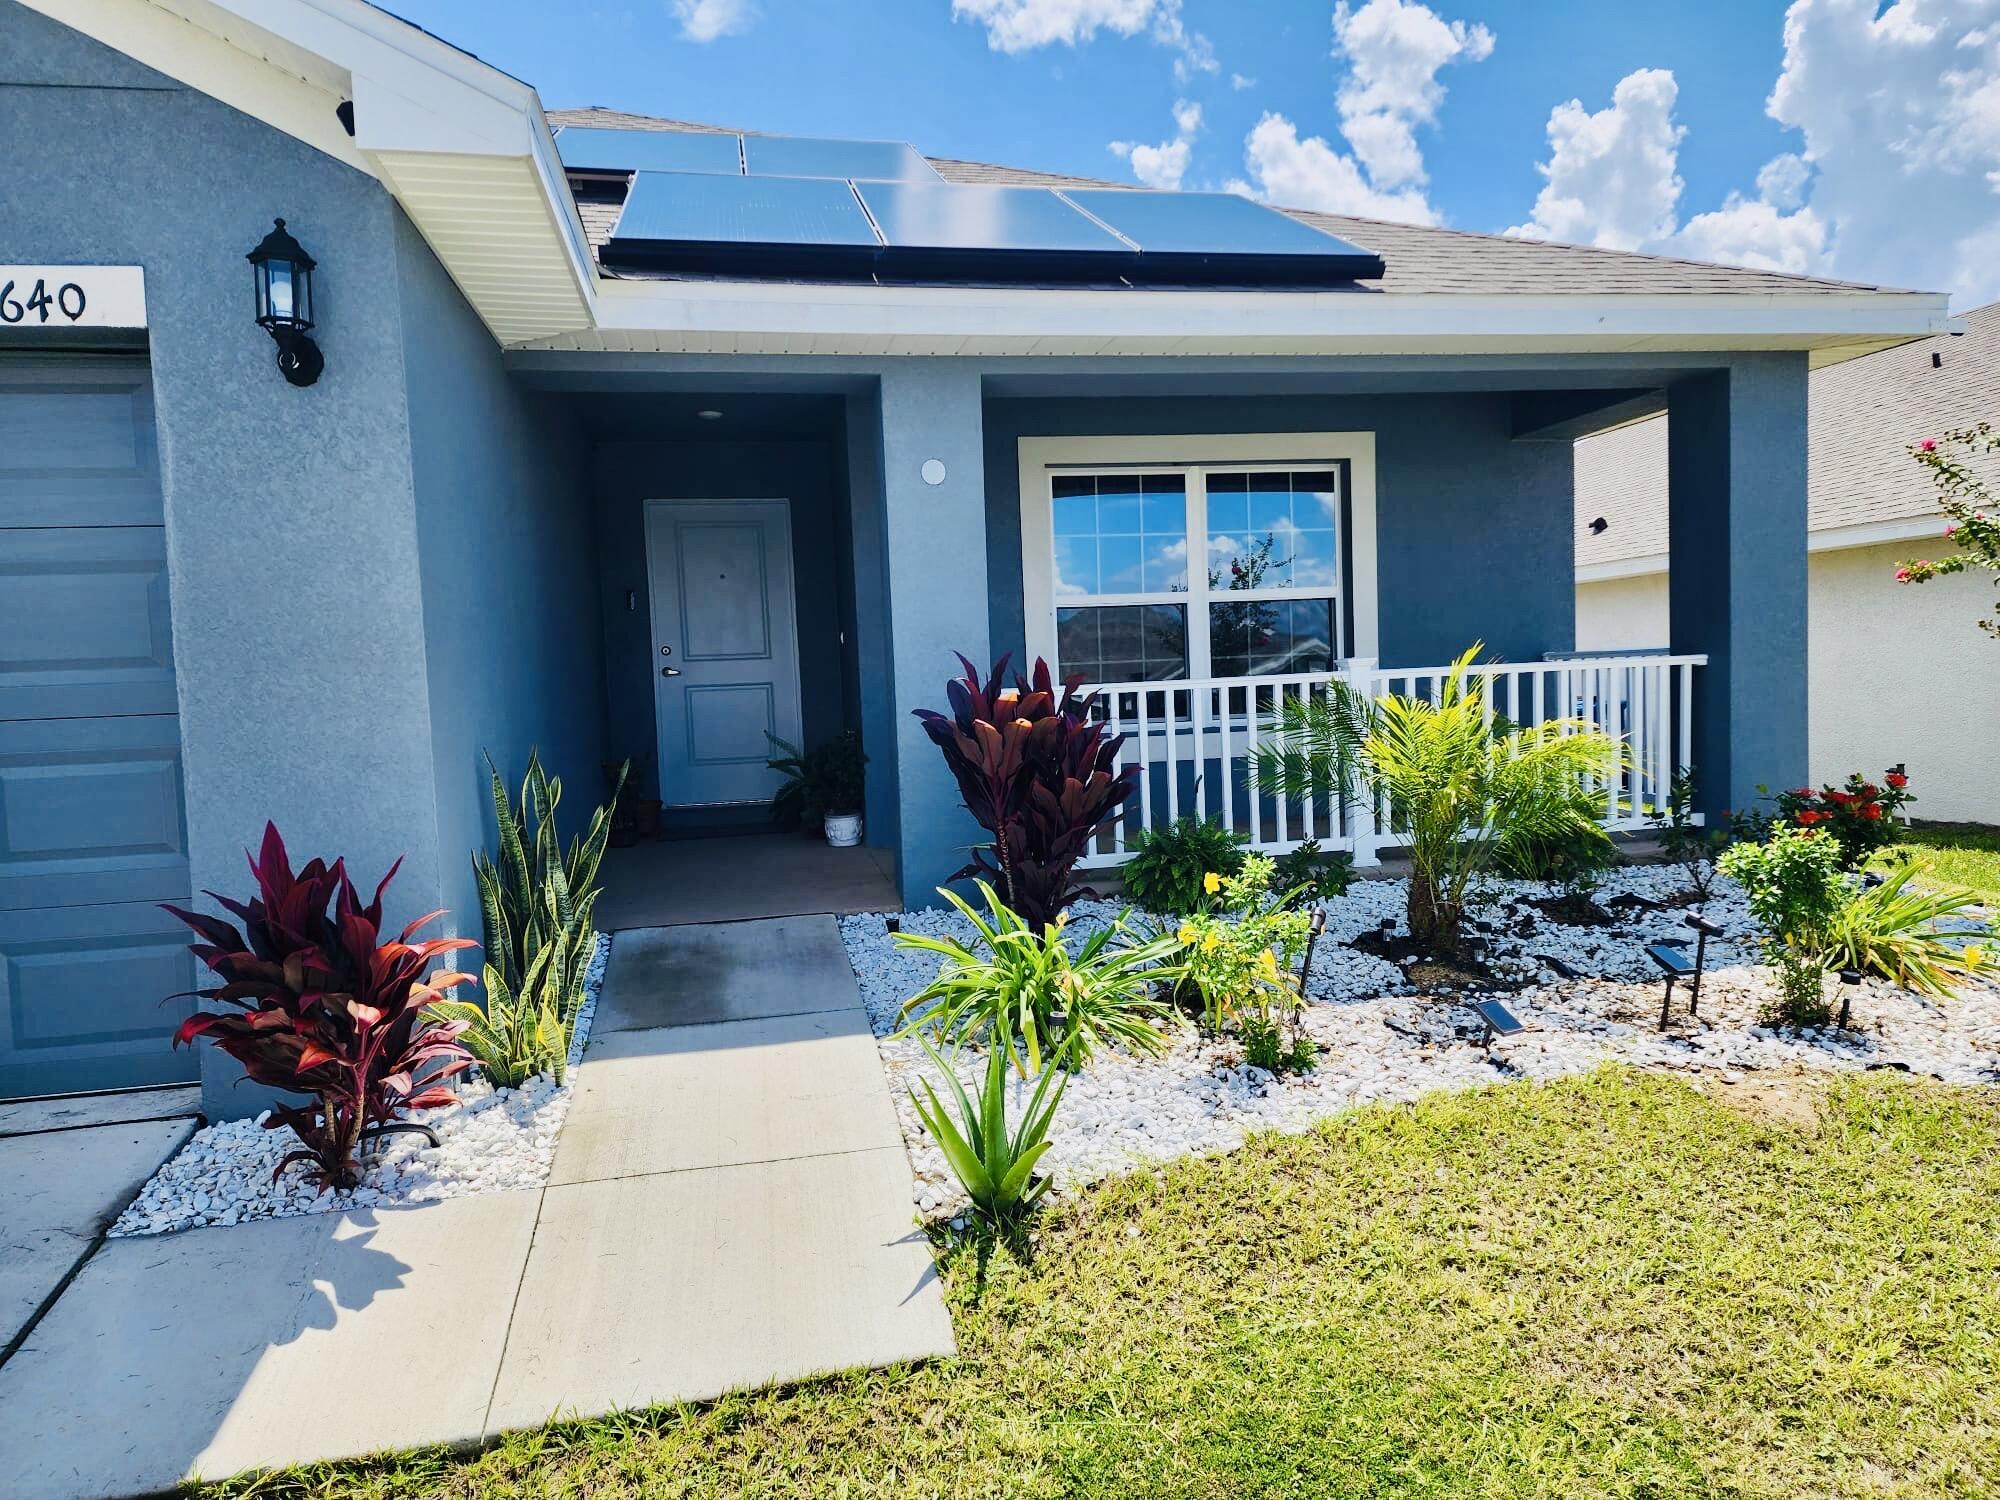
1877;821;2000;903
213;1070;2000;1500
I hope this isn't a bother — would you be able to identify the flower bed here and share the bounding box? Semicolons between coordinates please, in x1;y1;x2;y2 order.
110;934;610;1238
844;868;2000;1220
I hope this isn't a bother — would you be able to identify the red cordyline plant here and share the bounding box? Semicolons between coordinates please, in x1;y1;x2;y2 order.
914;654;1139;925
166;824;477;1190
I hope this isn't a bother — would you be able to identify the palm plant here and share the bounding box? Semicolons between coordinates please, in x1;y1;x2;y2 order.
893;882;1182;1076
1252;646;1620;956
1823;861;1989;997
908;1036;1069;1226
458;750;625;1085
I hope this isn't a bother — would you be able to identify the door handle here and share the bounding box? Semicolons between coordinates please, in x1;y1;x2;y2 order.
661;665;682;677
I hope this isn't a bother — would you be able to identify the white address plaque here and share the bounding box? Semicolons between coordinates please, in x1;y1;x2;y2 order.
0;266;147;330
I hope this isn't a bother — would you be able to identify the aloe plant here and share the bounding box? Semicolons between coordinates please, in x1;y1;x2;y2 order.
909;1036;1069;1226
458;750;626;1085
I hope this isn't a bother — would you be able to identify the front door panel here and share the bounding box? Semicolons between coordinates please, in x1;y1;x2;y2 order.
645;499;803;807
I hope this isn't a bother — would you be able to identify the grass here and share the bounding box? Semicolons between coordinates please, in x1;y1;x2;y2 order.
1876;821;2000;904
210;1070;2000;1500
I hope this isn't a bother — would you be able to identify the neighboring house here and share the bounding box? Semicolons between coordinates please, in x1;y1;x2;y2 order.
1576;304;2000;823
0;0;1955;1112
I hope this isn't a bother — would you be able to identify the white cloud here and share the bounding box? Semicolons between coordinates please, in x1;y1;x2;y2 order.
1332;0;1494;189
1235;112;1440;221
1759;0;2000;300
1507;4;2000;302
1234;0;1493;224
1506;68;1684;249
669;0;754;42
1111;99;1203;189
1230;72;1257;91
953;0;1217;79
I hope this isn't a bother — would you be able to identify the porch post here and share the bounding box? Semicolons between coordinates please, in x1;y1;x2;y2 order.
876;362;990;908
1665;356;1810;820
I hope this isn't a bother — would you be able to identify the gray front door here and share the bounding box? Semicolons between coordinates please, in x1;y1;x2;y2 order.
0;357;196;1099
644;498;804;807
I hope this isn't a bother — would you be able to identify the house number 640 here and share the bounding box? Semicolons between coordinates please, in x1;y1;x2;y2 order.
0;278;88;324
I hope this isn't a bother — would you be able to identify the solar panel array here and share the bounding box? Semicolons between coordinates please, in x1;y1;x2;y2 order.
556;125;941;183
562;126;1385;285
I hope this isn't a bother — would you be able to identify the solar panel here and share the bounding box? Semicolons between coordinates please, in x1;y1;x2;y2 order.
855;181;1125;258
742;135;939;183
606;171;879;275
554;126;743;176
1063;189;1361;257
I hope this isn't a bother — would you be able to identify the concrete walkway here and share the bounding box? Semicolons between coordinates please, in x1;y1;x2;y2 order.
0;916;951;1499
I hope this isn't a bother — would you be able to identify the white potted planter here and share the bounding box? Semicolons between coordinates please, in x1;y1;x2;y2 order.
824;810;863;848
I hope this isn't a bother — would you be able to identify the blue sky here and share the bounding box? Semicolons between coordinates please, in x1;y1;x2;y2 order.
392;0;2000;302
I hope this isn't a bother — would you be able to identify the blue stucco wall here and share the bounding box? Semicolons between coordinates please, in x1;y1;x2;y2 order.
394;215;606;938
1667;356;1811;816
590;439;850;807
981;392;1577;673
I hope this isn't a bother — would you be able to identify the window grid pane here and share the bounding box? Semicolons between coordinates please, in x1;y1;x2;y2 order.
1057;604;1188;683
1204;469;1341;593
1048;472;1188;597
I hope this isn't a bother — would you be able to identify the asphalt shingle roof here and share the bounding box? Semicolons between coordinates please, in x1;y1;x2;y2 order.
544;107;1905;300
1576;302;2000;567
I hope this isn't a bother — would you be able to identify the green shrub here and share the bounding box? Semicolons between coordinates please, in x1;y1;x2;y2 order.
1120;815;1246;915
452;750;622;1086
1823;860;1989;997
1269;838;1355;902
908;1035;1067;1227
1649;766;1727;899
893;883;1182;1076
1175;855;1313;1042
765;730;866;831
1719;825;1847;1025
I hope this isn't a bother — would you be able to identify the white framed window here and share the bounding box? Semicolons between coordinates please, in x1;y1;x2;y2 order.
1019;432;1379;684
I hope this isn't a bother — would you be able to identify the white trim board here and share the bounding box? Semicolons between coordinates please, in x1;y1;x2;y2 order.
1576;514;1953;583
1017;432;1380;672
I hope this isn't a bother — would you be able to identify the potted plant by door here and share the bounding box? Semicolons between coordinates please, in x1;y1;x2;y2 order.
766;731;867;846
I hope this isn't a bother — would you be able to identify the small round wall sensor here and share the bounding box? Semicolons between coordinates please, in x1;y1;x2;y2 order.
921;458;947;486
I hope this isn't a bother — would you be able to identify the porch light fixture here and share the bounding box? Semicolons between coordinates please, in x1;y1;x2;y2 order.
247;218;322;388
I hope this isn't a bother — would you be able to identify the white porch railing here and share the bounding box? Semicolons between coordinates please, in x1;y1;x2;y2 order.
1078;653;1707;869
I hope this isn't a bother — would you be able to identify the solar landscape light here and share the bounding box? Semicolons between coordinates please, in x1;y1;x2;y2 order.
1295;906;1327;994
1469;996;1524;1050
1837;967;1864;1030
1647;941;1698;1029
1683;911;1724;1013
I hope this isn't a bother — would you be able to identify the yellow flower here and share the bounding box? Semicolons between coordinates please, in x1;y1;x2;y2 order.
1203;930;1221;952
1966;944;1986;970
1177;922;1198;946
1203;871;1223;895
1257;950;1279;979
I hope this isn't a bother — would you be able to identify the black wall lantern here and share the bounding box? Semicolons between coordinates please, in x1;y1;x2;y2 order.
247;218;322;388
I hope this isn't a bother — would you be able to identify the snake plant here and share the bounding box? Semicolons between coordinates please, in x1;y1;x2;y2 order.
451;750;626;1086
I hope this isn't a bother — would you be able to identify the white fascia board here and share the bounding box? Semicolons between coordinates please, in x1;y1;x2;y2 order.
1577;515;1951;583
587;278;1953;354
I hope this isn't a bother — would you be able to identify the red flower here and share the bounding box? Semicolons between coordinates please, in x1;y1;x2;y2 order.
1894;567;1912;582
1886;772;1908;789
1919;438;1938;453
1862;804;1884;821
1795;809;1822;825
1787;787;1814;799
1860;783;1879;798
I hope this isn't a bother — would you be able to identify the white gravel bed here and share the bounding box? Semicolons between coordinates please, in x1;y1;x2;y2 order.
110;933;611;1238
841;866;2000;1220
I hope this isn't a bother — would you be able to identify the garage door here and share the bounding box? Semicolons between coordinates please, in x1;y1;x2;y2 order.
0;356;197;1099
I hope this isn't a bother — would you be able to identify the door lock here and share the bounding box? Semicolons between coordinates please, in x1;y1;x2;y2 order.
661;665;682;677
659;644;674;657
